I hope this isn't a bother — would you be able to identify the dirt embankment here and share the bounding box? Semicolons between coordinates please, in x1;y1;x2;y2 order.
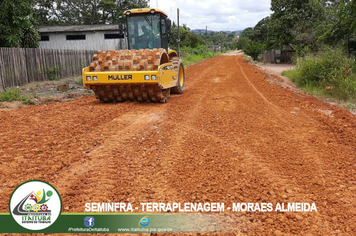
1;55;356;235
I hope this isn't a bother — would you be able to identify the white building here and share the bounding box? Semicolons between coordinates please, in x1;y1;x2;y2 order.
38;25;127;51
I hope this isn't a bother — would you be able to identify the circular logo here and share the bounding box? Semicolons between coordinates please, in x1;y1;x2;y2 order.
139;216;150;226
9;180;62;230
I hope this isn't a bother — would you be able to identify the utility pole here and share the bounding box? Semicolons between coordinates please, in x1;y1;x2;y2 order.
205;26;208;52
220;31;223;53
177;8;180;57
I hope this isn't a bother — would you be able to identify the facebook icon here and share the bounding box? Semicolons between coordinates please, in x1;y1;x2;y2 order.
84;217;95;227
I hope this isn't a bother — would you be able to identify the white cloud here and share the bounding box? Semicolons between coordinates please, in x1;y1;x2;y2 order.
149;0;272;31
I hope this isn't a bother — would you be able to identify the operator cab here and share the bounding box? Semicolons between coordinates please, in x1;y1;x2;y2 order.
123;9;171;51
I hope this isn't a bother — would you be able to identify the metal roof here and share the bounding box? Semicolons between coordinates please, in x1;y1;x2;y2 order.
38;25;119;33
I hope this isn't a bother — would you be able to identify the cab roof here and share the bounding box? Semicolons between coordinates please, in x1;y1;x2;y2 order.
124;8;168;17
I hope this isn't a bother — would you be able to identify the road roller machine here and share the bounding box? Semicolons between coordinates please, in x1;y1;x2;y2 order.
82;8;185;103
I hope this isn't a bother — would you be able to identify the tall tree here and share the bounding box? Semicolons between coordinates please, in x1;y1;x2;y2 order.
33;0;149;26
317;0;356;54
0;0;40;47
169;23;205;49
339;0;356;34
269;0;325;49
237;27;255;49
253;17;270;44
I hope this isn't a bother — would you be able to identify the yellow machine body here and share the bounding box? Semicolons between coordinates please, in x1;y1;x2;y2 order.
82;8;184;103
83;61;177;90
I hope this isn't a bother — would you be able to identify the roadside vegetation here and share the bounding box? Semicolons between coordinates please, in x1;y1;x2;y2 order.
0;77;92;108
237;0;356;105
0;88;34;104
168;24;233;66
283;47;356;102
2;0;355;107
181;46;221;67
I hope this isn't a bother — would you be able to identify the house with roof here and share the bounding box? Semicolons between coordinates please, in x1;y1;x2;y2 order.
38;25;127;51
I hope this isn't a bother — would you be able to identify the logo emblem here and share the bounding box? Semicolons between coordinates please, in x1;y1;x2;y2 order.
138;216;150;227
9;180;62;230
84;216;95;227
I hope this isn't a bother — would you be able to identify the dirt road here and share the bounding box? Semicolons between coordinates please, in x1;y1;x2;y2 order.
1;55;356;235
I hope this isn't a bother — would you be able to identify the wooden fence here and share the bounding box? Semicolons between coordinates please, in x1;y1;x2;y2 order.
0;47;97;91
262;50;294;64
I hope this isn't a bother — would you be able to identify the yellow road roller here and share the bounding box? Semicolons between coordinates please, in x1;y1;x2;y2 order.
82;8;185;103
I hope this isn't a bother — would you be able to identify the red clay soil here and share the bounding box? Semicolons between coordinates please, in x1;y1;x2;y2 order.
1;55;356;235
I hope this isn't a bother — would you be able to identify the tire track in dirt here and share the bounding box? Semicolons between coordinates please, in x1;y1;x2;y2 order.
235;56;331;192
55;107;167;208
1;55;356;235
236;56;300;126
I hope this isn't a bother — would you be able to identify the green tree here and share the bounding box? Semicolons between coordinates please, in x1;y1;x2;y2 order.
338;0;356;54
318;0;356;54
253;17;270;44
339;0;356;34
0;0;40;48
243;39;265;60
21;23;40;48
169;23;205;49
269;0;325;49
33;0;149;26
237;28;255;50
239;27;255;39
225;32;237;50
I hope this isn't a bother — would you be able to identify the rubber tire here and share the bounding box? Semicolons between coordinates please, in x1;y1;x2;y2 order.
171;62;185;94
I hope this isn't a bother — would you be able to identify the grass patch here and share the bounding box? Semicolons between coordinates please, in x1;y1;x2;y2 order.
283;47;356;103
182;51;220;66
281;70;299;78
0;89;25;102
344;102;356;112
75;77;83;85
181;46;220;67
0;88;34;104
40;66;61;81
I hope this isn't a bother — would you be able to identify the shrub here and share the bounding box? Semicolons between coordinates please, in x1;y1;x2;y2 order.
75;77;83;85
0;88;23;101
243;39;265;60
181;46;220;66
0;88;32;103
40;66;61;81
288;47;356;101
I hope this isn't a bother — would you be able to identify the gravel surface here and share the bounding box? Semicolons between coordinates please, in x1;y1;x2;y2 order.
1;55;356;235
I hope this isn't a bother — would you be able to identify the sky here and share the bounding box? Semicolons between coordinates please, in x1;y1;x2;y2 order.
149;0;272;31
